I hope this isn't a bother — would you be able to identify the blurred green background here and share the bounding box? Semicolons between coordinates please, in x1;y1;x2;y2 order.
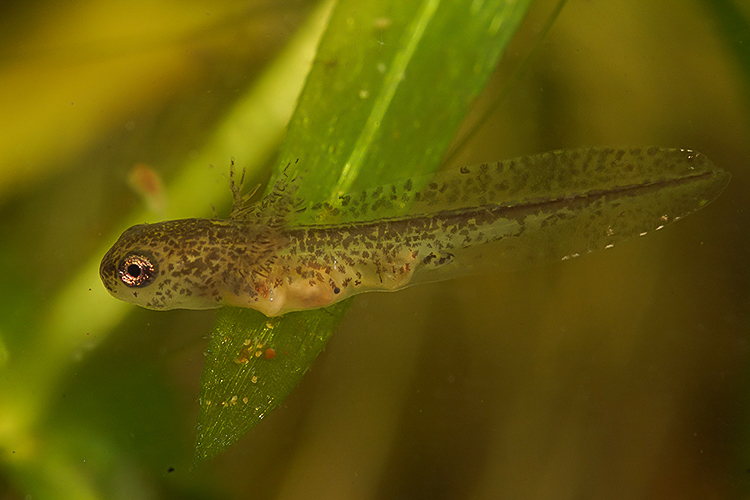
0;0;748;499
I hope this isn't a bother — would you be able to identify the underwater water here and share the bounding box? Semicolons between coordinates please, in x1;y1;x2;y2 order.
0;0;748;499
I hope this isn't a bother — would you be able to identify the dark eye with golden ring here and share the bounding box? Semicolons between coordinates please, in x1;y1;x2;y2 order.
118;254;157;287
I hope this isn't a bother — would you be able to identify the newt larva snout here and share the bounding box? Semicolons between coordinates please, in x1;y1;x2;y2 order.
100;147;730;316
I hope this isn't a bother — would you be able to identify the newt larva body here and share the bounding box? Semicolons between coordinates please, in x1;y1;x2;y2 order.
99;147;729;316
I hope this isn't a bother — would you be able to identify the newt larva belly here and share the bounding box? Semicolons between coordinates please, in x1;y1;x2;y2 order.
99;146;729;317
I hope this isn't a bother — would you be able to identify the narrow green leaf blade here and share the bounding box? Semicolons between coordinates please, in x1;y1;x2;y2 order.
194;302;349;457
278;0;535;195
195;0;534;463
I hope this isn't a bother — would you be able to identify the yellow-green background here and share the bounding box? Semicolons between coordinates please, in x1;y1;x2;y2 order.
0;0;748;498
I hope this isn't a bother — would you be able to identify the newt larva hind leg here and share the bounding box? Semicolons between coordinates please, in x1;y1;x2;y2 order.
100;147;729;316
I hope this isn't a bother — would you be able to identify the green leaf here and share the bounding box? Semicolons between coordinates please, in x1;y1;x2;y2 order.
194;303;350;454
195;0;534;462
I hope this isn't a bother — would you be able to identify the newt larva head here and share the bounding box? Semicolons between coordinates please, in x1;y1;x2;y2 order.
99;218;241;310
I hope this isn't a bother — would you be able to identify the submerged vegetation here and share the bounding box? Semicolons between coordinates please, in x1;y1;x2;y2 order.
0;0;748;498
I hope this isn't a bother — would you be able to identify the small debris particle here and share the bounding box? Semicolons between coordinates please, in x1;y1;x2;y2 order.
373;17;392;29
128;163;166;214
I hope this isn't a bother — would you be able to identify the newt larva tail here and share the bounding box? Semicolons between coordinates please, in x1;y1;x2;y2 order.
100;147;729;316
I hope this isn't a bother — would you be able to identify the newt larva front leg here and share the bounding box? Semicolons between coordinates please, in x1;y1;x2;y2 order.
99;146;730;317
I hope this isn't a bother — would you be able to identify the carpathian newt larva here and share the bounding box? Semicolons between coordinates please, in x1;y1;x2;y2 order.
99;146;729;316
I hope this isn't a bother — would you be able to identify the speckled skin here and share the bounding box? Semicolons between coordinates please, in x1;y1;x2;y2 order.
100;147;729;316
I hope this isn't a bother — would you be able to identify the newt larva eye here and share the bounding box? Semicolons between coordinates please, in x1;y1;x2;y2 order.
118;254;157;287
